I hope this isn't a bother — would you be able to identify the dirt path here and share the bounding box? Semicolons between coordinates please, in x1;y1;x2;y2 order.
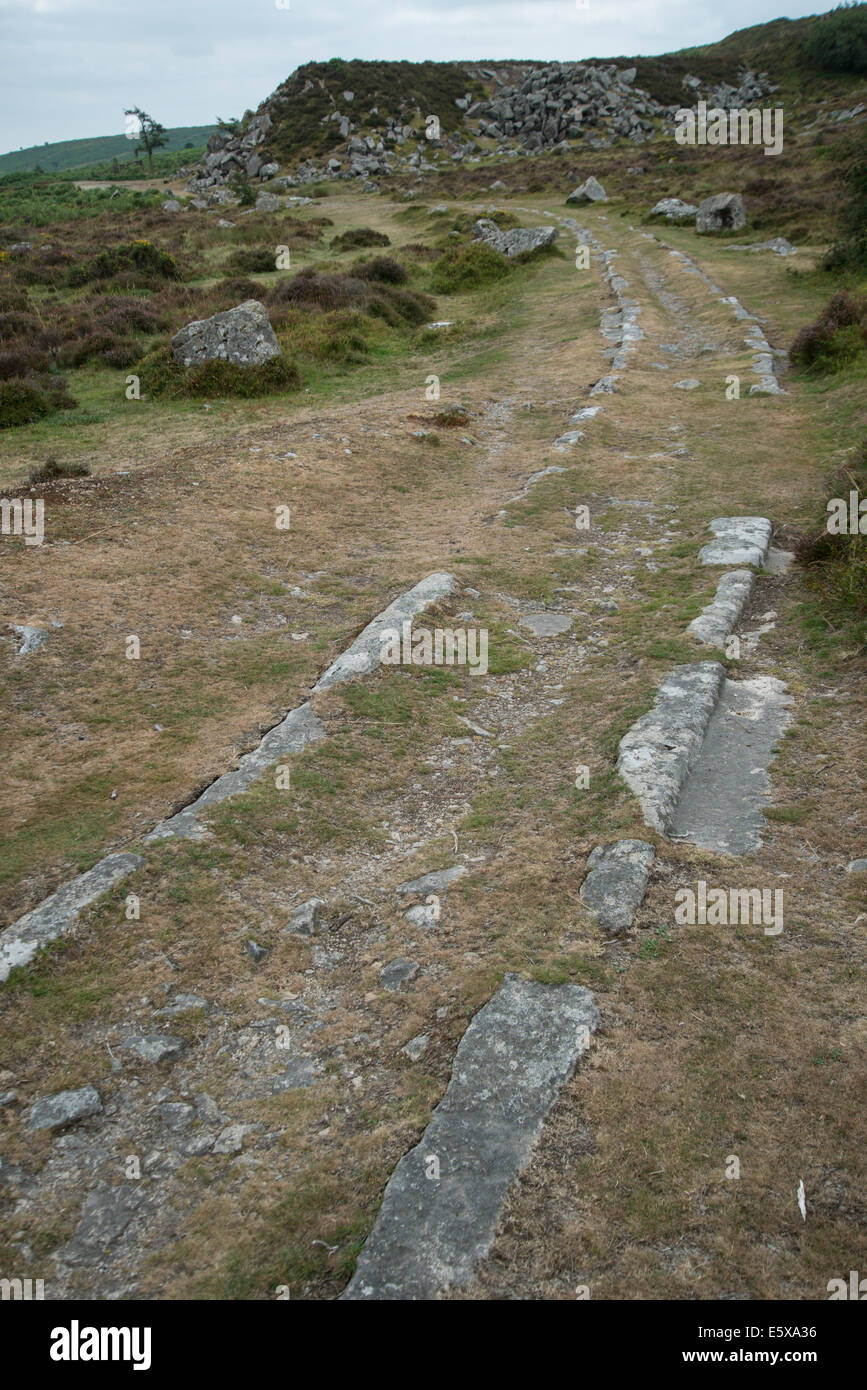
1;203;864;1301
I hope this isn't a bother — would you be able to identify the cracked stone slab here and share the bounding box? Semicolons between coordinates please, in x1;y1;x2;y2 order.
146;701;325;841
668;675;793;855
618;663;725;835
698;517;772;569
314;572;455;690
580;840;655;934
688;570;755;647
341;974;598;1300
0;853;145;981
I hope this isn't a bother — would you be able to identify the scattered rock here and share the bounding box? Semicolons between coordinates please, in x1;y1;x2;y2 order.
29;1085;102;1131
650;198;697;221
566;177;608;204
284;897;326;937
245;939;270;963
59;1183;145;1265
380;958;419;991
400;1034;430;1061
272;1056;317;1091
121;1034;184;1064
674;378;701;390
396;867;467;896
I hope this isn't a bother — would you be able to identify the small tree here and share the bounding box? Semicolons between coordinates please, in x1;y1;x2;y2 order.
124;107;168;174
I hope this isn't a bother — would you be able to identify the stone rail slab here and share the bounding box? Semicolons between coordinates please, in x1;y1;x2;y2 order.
668;675;792;855
698;517;772;569
0;854;145;982
617;662;725;835
688;569;755;647
341;974;598;1300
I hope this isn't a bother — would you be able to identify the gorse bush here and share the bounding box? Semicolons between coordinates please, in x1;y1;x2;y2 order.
790;290;867;372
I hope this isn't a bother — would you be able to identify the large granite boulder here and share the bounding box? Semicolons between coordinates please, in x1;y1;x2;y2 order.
171;300;281;368
472;218;558;257
696;192;746;234
566;176;608;204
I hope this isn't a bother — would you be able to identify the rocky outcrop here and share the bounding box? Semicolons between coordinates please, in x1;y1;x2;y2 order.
171;300;281;369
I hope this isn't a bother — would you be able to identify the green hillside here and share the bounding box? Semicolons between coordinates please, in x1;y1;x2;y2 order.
0;124;220;176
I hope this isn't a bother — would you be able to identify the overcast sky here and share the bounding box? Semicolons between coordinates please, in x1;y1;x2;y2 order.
1;0;825;152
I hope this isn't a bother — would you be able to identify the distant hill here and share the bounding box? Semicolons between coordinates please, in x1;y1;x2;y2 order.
0;125;220;176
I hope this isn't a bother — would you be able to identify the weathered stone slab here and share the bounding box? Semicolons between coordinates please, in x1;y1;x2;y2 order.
0;853;145;981
580;840;655;933
314;572;455;690
617;662;725;835
698;517;772;569
668;675;792;855
341;974;598;1300
688;569;755;647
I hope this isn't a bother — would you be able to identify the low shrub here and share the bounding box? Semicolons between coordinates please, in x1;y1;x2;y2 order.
67;239;180;287
137;344;301;399
354;255;408;284
227;246;278;274
429;240;509;292
330;227;391;250
0;375;76;427
797;440;867;640
790;289;867;373
28;456;91;484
